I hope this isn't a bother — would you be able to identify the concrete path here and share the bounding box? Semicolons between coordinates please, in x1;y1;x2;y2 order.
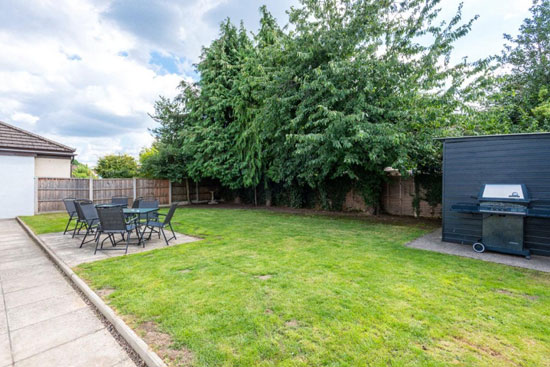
0;220;136;367
407;228;550;272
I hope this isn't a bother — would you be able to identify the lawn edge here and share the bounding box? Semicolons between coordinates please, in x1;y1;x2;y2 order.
16;216;167;367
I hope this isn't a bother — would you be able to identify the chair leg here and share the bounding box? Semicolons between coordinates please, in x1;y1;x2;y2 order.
135;226;144;248
72;220;80;238
94;232;101;254
169;223;176;240
79;225;91;248
124;232;130;255
161;228;170;246
63;215;74;235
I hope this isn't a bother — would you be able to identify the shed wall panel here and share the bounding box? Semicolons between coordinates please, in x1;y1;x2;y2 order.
442;134;550;255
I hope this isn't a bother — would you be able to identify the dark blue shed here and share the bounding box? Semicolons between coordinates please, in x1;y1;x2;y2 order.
440;133;550;256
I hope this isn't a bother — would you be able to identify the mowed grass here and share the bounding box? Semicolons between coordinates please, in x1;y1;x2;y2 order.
21;208;550;367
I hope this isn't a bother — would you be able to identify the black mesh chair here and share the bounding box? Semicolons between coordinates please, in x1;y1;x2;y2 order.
131;197;143;208
144;203;178;246
72;199;92;237
74;201;100;248
138;199;159;223
95;206;142;255
62;198;77;235
111;196;129;208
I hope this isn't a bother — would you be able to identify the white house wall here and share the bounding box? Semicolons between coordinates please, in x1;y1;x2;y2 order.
0;155;35;218
35;157;71;178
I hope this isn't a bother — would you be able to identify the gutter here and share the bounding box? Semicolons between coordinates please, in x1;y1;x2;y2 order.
0;147;75;157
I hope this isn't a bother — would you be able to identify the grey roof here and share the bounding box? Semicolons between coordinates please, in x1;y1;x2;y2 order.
436;132;550;142
0;120;75;156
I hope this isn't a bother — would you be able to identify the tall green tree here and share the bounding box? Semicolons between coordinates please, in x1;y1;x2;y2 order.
150;0;482;210
71;159;96;178
95;154;138;178
484;0;550;131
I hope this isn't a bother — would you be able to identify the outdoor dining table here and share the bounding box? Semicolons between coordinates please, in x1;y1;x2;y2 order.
95;203;125;208
94;204;159;242
123;207;159;240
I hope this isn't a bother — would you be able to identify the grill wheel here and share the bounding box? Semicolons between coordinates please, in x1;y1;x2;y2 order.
473;242;486;253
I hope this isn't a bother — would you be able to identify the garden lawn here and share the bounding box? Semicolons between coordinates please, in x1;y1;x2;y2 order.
21;209;550;367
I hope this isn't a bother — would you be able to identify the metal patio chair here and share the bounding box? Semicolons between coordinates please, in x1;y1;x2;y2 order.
138;199;159;223
111;196;129;208
72;199;92;237
131;197;143;208
62;198;78;235
74;201;100;248
95;206;142;255
143;203;178;246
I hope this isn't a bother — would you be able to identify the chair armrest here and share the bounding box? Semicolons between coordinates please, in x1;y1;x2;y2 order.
125;215;138;225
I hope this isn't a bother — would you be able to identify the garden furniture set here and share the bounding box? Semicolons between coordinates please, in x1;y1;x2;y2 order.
62;196;177;254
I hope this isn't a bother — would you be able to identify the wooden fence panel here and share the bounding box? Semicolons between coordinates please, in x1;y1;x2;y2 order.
37;178;90;213
136;179;170;205
93;179;134;206
381;176;441;218
37;178;170;213
171;179;219;202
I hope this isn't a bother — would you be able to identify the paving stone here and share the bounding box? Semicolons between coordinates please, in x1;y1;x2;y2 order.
0;332;12;367
39;230;197;267
0;252;45;265
0;257;51;272
407;228;550;272
2;272;68;294
112;357;138;367
0;265;59;282
7;293;87;331
14;329;133;367
11;308;104;361
0;312;7;336
0;220;137;366
4;281;74;309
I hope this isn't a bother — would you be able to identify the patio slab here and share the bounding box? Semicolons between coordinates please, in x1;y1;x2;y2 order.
39;229;199;267
407;228;550;272
0;219;137;367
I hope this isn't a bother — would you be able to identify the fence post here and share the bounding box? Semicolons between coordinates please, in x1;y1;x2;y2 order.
133;177;137;201
89;178;94;202
399;176;403;215
168;181;172;205
195;181;199;203
34;177;38;214
185;178;190;203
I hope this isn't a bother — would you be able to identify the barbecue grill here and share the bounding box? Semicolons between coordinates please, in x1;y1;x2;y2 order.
451;184;550;259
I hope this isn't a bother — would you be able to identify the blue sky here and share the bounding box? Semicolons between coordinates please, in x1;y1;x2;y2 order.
0;0;533;165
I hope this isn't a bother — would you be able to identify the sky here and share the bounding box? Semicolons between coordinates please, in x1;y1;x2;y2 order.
0;0;534;165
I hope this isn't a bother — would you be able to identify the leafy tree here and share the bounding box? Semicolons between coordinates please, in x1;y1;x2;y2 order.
151;0;482;210
138;145;158;178
71;159;96;178
95;154;138;178
483;0;550;131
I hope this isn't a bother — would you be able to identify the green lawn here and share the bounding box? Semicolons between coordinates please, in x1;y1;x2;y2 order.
21;209;550;367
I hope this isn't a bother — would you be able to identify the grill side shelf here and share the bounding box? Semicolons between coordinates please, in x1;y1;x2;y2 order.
451;203;480;213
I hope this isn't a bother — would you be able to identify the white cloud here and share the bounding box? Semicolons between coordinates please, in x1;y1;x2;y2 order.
10;112;40;125
0;0;534;167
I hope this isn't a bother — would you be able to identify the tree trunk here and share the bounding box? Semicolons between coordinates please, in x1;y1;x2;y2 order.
185;178;190;203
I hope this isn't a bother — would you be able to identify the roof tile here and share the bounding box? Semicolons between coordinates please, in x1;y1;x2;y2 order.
0;121;75;154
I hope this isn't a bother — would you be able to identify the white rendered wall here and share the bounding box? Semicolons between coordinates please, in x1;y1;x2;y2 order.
35;157;71;178
0;155;35;218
